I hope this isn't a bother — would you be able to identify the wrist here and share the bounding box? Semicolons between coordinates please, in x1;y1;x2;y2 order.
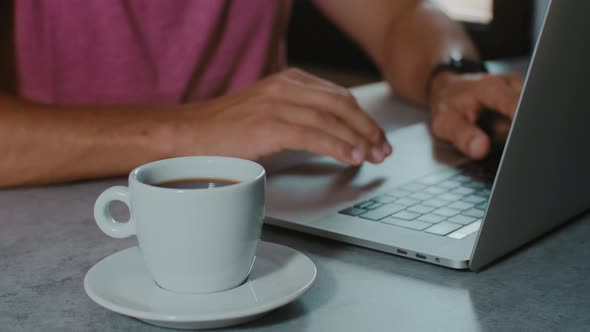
425;57;487;102
154;106;189;159
170;104;213;158
428;71;460;102
169;107;192;158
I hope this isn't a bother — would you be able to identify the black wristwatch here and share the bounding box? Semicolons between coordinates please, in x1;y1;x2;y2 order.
425;56;488;99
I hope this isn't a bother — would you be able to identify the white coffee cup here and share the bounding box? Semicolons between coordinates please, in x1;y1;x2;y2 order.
93;156;266;293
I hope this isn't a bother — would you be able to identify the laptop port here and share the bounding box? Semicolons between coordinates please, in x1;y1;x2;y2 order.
396;249;408;255
415;254;427;260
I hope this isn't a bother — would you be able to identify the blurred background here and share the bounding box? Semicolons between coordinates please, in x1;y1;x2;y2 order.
287;0;551;87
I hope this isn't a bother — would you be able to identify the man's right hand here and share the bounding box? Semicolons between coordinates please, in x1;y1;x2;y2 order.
0;68;391;187
174;68;392;165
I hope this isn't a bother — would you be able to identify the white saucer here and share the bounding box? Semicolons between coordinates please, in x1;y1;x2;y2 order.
84;241;317;330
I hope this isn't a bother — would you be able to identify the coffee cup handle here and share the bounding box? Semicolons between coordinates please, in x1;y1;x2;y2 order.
94;186;136;239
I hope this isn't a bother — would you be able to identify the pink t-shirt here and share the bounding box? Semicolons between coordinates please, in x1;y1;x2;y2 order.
15;1;291;105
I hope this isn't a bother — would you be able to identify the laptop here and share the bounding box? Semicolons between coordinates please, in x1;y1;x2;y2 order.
264;0;590;270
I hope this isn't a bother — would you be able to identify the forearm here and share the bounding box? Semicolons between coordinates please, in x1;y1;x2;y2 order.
379;1;479;105
0;94;176;187
314;0;478;105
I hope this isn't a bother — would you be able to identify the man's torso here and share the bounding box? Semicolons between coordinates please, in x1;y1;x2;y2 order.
5;0;290;105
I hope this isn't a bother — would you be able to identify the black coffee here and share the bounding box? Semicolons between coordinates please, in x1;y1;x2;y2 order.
154;177;239;189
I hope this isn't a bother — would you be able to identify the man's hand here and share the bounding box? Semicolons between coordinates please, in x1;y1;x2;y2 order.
175;68;392;165
0;67;391;187
428;72;524;159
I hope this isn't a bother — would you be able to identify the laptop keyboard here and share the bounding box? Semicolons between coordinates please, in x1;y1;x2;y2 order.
338;161;496;240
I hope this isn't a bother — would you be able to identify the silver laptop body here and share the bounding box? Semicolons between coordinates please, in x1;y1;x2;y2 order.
265;0;590;270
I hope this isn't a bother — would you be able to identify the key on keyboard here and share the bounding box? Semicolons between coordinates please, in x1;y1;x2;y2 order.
395;198;421;206
359;204;406;221
425;221;462;236
463;195;487;204
417;213;447;224
384;218;432;230
438;180;462;189
401;183;427;192
387;189;412;198
446;201;474;211
406;204;435;214
408;192;433;201
424;186;447;195
422;198;450;208
438;193;464;201
392;210;421;220
462;208;485;218
373;195;397;204
355;200;375;209
365;202;384;210
450;187;476;196
432;207;462;217
338;207;366;216
447;219;482;239
451;174;472;183
446;214;477;225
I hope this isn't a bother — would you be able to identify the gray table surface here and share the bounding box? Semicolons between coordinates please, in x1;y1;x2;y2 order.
2;60;590;332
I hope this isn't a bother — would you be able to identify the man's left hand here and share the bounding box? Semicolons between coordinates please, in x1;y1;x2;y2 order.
428;72;524;159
